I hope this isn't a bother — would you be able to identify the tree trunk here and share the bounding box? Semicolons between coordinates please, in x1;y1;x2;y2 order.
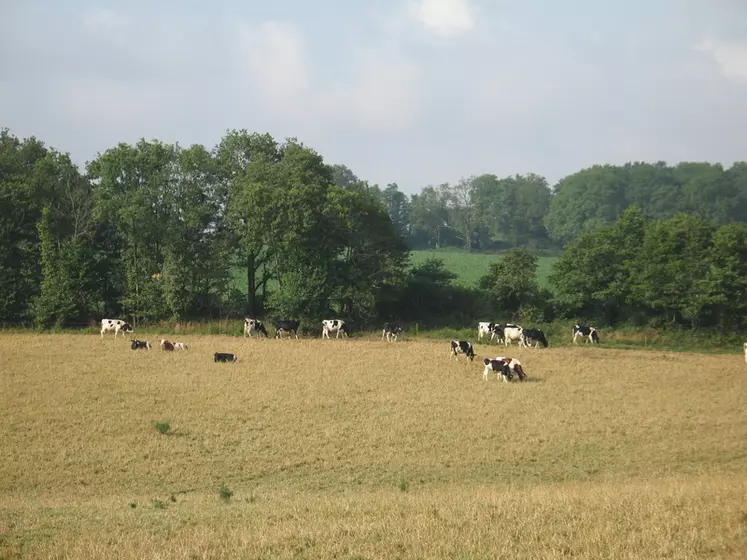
247;254;256;316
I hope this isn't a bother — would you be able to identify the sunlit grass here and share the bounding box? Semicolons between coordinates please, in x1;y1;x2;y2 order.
409;249;558;288
1;334;746;558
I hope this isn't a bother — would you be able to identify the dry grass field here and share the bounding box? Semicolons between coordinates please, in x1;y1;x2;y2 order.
1;334;746;559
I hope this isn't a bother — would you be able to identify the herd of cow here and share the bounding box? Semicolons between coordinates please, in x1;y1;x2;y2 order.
101;317;602;380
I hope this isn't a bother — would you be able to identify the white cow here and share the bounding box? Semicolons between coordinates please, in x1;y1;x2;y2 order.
503;324;524;347
322;319;349;339
100;318;133;339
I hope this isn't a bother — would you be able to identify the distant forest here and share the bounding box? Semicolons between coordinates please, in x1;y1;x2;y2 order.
364;160;747;250
2;127;746;332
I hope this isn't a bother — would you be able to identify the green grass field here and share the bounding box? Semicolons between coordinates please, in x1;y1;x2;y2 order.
409;249;558;288
1;335;745;558
231;250;559;294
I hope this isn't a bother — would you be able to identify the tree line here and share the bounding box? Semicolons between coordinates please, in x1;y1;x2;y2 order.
363;161;747;250
2;126;746;333
475;207;747;332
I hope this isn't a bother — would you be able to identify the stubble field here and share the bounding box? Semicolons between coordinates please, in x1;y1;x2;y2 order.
1;334;746;559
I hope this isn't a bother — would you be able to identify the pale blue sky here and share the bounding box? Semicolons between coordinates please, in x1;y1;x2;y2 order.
1;0;746;192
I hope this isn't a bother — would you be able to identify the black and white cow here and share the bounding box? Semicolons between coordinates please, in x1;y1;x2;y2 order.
483;358;512;382
322;319;349;339
486;356;527;381
214;352;237;363
173;341;188;350
130;339;151;350
490;323;506;344
478;322;506;344
382;322;403;342
101;318;133;339
450;340;475;361
503;324;524;347
273;320;300;339
478;322;494;341
244;317;268;338
572;324;600;344
522;328;548;348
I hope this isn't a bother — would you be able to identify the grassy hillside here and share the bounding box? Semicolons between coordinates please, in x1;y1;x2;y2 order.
230;250;559;294
1;335;745;558
409;248;559;288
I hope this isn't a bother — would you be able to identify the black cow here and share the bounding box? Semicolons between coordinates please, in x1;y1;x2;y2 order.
214;352;237;363
382;322;403;342
572;324;600;344
450;340;475;361
522;328;548;348
130;339;151;350
273;320;300;339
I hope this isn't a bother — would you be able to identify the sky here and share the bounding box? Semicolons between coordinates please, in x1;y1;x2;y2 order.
1;0;746;192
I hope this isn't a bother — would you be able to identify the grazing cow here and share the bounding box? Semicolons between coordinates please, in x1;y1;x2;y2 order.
573;324;600;344
322;319;349;339
101;318;133;339
243;317;268;338
450;340;475;361
382;322;403;342
489;323;506;344
273;320;300;339
482;358;514;383
478;322;493;341
173;341;188;351
214;352;237;363
744;342;747;364
130;339;151;351
503;324;524;347
478;322;506;343
160;339;175;352
483;358;513;382
522;328;548;348
488;356;527;381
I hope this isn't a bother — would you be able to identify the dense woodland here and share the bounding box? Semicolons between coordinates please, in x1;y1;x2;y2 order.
2;127;747;332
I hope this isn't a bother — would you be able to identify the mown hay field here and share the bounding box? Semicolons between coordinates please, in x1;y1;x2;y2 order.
1;334;746;559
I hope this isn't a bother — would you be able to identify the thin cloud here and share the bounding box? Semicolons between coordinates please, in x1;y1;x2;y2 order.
694;37;747;83
408;0;475;37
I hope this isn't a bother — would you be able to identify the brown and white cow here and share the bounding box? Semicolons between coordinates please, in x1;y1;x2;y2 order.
484;356;527;382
